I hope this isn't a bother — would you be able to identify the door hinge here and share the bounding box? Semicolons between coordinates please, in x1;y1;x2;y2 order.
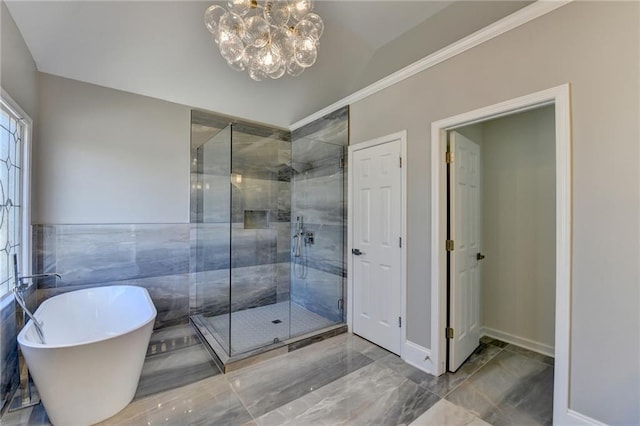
399;237;402;248
339;157;345;169
446;240;454;251
446;151;454;164
398;316;402;327
446;327;454;339
338;298;344;310
399;157;403;168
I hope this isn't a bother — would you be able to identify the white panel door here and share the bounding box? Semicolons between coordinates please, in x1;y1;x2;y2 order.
449;131;481;371
352;139;402;354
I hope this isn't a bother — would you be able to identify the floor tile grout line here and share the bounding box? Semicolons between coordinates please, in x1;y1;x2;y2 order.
376;361;444;406
455;379;506;422
225;341;378;422
225;374;258;423
441;345;505;399
443;342;554;426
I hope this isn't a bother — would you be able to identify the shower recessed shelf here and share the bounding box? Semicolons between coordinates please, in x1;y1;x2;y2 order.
243;210;269;229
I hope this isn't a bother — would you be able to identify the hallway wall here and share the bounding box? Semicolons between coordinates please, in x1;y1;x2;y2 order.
480;106;556;352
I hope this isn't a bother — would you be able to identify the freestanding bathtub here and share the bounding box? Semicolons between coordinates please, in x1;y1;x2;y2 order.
17;285;157;425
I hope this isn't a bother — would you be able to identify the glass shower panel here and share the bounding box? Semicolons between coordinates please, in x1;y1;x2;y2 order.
229;125;292;356
190;108;347;363
195;124;231;355
290;137;345;337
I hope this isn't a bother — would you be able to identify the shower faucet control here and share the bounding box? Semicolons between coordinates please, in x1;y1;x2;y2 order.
305;231;314;245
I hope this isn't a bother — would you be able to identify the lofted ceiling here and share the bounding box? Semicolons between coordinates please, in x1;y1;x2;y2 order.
5;1;531;128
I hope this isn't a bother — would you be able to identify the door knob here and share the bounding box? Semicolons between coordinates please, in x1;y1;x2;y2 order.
352;248;364;256
476;253;485;260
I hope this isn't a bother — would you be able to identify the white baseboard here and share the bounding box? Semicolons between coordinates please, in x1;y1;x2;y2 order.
402;340;435;375
564;409;608;426
481;326;554;358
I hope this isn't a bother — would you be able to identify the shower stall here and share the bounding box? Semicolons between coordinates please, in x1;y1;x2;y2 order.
190;108;347;366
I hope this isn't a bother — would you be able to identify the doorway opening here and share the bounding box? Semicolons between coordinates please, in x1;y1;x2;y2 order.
446;104;556;374
441;106;557;426
431;84;572;423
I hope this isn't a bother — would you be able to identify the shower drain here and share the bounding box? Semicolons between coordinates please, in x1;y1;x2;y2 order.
271;319;282;324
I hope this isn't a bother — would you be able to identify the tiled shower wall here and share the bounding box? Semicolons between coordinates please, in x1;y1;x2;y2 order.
290;107;349;323
190;113;292;319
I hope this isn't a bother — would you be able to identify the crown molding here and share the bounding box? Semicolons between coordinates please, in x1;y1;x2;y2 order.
289;0;572;131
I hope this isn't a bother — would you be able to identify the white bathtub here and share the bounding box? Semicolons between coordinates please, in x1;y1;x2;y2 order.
17;285;157;425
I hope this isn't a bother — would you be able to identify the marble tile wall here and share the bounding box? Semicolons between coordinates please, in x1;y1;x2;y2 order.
0;298;18;412
190;114;293;320
1;282;37;412
32;224;192;330
291;266;343;323
191;263;290;317
31;223;294;328
290;106;348;322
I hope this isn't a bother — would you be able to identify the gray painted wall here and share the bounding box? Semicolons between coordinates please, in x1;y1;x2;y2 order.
357;1;531;91
34;73;191;224
350;2;639;424
1;0;38;120
479;106;556;350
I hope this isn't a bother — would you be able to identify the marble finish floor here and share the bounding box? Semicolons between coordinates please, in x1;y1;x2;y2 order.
204;301;336;355
135;324;221;399
1;332;554;425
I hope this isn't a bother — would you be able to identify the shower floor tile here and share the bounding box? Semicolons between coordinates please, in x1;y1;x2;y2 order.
205;301;335;355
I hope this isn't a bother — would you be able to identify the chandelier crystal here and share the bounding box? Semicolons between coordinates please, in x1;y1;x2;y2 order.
205;0;324;81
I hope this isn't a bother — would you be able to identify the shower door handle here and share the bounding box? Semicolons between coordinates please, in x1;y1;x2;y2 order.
352;248;364;256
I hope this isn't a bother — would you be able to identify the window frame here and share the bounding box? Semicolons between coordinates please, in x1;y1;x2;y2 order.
0;88;32;302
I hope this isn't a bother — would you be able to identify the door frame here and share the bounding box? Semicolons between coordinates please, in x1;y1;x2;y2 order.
430;84;572;423
347;131;407;358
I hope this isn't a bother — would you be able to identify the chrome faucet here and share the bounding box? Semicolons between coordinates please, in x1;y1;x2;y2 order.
9;255;61;410
14;273;62;290
12;255;61;344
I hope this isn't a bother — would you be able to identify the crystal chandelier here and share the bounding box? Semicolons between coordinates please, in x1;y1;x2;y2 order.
204;0;324;81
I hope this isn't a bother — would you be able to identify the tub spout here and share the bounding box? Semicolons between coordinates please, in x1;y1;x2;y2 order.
16;273;62;289
12;255;61;344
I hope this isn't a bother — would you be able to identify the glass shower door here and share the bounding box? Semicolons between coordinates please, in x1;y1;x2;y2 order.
228;125;292;356
290;137;346;337
195;124;231;355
